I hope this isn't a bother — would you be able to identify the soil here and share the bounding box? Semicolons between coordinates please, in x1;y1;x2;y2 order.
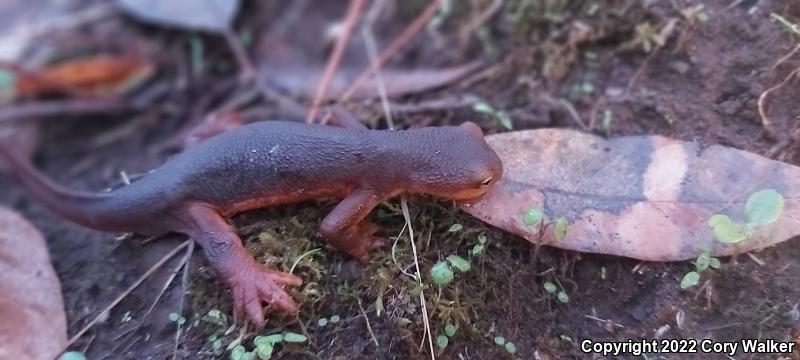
1;0;800;359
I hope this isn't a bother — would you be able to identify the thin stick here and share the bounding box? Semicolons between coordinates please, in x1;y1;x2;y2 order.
757;67;799;139
0;99;142;123
400;197;436;360
340;0;444;102
63;240;191;349
145;241;194;316
458;0;504;44
173;241;195;360
541;95;587;130
222;30;307;117
357;298;380;348
306;0;367;123
362;0;395;129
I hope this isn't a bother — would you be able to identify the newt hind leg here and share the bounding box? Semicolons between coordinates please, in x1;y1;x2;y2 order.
182;203;301;328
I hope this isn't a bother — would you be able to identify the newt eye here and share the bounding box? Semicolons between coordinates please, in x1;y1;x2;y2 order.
478;176;494;188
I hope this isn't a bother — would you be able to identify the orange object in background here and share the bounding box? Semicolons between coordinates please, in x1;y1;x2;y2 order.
13;54;153;97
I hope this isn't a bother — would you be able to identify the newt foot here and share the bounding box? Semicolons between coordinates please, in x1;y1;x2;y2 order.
348;222;389;263
226;261;302;328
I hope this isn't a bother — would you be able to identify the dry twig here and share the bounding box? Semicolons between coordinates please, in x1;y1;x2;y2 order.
307;0;367;122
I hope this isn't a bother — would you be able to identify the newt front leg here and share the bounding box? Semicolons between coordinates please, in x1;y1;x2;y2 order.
320;189;388;262
183;203;301;328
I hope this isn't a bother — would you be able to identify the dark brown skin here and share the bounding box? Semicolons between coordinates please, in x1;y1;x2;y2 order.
0;119;503;327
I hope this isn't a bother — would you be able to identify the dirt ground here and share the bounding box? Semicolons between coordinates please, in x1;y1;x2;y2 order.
1;0;800;359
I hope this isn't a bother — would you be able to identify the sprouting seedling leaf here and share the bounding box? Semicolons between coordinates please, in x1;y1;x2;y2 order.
58;352;87;360
745;189;784;227
255;343;273;360
254;334;283;346
708;214;746;243
115;0;241;33
472;102;494;114
330;315;341;323
709;257;721;269
554;217;568;241
494;336;506;345
695;252;710;272
444;323;457;337
436;335;449;349
543;281;557;293
556;291;569;303
282;332;307;343
446;255;471;272
680;271;700;289
317;318;328;327
496;111;513;130
505;341;517;354
0;69;16;101
472;235;487;255
448;223;463;232
430;261;454;285
230;345;247;360
522;208;545;226
168;312;186;325
471;243;484;255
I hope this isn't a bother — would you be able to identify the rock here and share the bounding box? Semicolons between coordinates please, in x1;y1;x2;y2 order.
0;206;67;360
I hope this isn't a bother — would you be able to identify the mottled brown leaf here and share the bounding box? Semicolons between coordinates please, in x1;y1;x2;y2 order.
463;129;800;261
0;207;66;360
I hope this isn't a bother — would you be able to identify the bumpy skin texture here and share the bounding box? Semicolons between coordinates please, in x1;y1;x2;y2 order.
0;120;503;327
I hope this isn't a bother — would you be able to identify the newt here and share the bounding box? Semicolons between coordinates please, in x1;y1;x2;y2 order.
0;119;503;327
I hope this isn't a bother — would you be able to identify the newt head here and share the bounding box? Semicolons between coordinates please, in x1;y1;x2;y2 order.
408;122;503;201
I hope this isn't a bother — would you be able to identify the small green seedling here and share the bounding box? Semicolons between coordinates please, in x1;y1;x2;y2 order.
204;308;226;326
492;335;518;354
316;314;341;328
680;251;721;289
473;101;513;130
543;281;570;303
708;189;784;245
448;223;463;232
208;334;224;355
554;217;568;241
58;352;87;360
120;311;132;323
471;234;487;256
168;312;187;326
522;208;545;226
436;335;449;349
444;323;457;337
430;261;455;286
602;109;613;136
436;323;459;350
230;332;308;360
446;255;471;272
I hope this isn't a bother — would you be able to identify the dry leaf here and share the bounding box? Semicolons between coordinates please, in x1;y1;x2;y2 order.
12;54;153;98
115;0;240;33
463;129;800;261
264;61;483;100
0;207;66;360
